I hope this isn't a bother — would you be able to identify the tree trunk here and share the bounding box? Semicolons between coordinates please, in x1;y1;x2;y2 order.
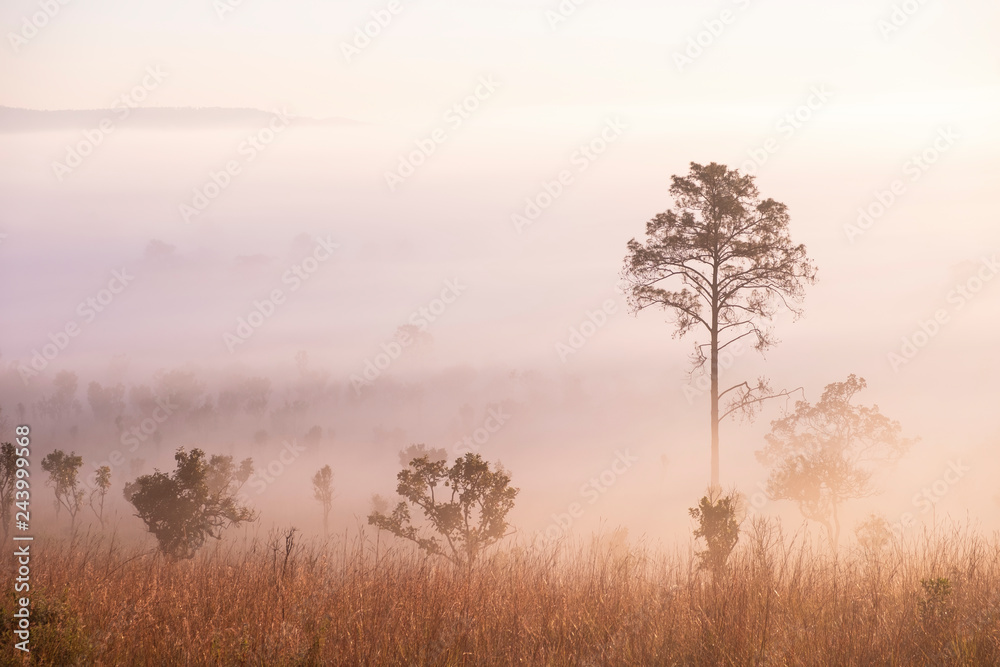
710;306;720;492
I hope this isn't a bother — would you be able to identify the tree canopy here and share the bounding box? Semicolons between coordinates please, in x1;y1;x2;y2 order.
756;375;914;550
124;448;256;560
369;453;518;567
622;161;817;488
41;449;86;528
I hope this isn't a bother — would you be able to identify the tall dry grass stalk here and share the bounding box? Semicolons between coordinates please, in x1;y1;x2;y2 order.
2;519;999;665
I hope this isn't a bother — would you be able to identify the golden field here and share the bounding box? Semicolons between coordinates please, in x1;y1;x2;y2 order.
3;521;999;666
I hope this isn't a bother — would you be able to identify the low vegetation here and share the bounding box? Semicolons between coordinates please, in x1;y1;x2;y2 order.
3;522;998;665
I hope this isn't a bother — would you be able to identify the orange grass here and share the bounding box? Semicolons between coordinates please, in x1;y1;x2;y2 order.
2;519;999;666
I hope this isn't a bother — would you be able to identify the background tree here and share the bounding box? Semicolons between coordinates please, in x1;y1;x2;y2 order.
398;443;447;468
123;448;256;560
855;513;892;555
0;443;16;540
622;161;817;489
90;465;112;527
39;371;79;421
756;375;914;550
312;465;334;535
41;449;86;529
304;425;324;445
369;453;518;567
86;381;126;424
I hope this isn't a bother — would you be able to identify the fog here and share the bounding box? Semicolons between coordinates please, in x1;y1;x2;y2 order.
1;0;998;550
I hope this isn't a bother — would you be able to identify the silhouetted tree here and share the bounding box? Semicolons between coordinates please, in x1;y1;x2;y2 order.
123;448;256;560
622;162;817;489
756;375;914;550
0;443;16;540
312;465;334;535
242;376;270;415
87;381;125;423
369;453;518;567
90;465;111;527
398;443;447;468
41;449;86;529
153;368;206;424
304;425;323;445
219;375;271;418
39;371;78;421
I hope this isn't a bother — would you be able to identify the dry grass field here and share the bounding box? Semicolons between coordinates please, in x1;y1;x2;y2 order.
3;520;999;666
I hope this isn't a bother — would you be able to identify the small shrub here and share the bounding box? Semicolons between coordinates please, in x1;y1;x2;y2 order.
919;577;954;629
688;488;741;574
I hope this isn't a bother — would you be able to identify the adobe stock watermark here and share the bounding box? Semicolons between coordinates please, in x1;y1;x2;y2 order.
739;85;834;176
179;108;294;223
887;253;998;372
213;0;251;20
889;459;970;537
238;439;308;505
877;0;931;40
555;298;618;363
537;449;639;547
512;117;627;234
844;127;959;243
7;0;73;53
350;278;467;394
453;406;511;457
544;0;591;31
384;76;500;192
17;268;135;383
223;236;338;353
52;66;169;182
673;0;752;72
340;0;414;63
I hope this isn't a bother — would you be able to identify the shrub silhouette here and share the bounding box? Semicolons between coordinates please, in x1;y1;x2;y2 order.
312;465;334;535
89;465;111;528
124;448;256;560
689;488;741;574
368;453;518;567
41;450;86;529
0;443;17;540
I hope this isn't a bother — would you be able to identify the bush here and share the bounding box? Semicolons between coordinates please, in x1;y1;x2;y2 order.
689;488;741;574
123;448;256;559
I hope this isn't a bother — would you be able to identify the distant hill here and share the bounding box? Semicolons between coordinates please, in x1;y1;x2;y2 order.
0;106;361;132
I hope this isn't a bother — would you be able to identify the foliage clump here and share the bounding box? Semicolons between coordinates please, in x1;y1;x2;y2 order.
689;488;742;574
369;452;518;567
124;448;256;559
41;450;86;528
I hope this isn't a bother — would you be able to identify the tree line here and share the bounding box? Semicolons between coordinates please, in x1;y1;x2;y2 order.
0;162;916;568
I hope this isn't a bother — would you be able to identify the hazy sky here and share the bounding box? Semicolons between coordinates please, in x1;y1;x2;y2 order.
2;1;998;117
1;0;998;540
